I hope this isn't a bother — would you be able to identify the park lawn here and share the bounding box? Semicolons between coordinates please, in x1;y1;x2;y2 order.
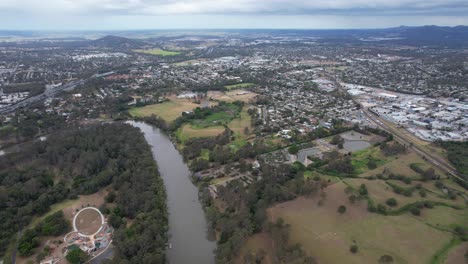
227;106;252;137
352;146;394;175
225;83;255;90
268;181;454;264
191;103;241;128
129;100;200;122
133;48;181;56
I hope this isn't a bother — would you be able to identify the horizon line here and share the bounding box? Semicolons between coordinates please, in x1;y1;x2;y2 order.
0;24;467;32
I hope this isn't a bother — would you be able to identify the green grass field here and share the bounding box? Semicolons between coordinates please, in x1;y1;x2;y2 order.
176;106;252;143
129;100;200;122
225;83;255;90
352;146;394;175
133;48;181;56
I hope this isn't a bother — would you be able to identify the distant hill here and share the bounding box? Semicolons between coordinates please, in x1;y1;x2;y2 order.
90;35;143;49
281;25;468;48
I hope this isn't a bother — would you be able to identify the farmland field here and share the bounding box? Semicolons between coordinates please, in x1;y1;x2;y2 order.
133;48;181;56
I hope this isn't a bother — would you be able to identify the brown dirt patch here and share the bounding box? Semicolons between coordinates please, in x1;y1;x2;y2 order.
75;208;102;235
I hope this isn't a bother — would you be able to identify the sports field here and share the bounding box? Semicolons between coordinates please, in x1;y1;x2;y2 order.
133;48;181;56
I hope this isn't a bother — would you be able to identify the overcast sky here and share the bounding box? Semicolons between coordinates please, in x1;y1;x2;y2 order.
1;0;468;30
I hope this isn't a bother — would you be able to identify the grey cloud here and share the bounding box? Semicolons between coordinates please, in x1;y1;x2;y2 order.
1;0;468;16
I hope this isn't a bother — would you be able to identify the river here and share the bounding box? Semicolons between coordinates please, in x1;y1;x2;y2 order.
127;121;216;264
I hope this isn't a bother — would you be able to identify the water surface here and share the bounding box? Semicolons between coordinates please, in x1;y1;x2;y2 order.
127;121;216;264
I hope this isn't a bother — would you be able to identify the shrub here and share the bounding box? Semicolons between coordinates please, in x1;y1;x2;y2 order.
377;204;387;215
379;255;394;263
105;191;116;203
386;198;397;207
359;184;368;196
288;145;300;155
338;205;347;214
410;207;421;216
350;245;358;254
66;247;88;264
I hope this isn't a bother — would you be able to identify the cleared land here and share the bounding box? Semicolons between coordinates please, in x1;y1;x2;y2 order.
177;124;225;142
236;233;274;264
75;208;102;235
133;48;181;56
268;181;455;264
208;89;257;103
129;99;201;122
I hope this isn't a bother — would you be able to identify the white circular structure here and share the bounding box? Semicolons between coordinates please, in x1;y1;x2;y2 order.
73;207;105;237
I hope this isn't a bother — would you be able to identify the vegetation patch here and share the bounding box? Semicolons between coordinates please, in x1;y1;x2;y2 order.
352;146;392;175
225;83;255;90
133;48;181;56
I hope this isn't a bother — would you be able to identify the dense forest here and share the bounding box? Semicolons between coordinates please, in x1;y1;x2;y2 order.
0;123;168;262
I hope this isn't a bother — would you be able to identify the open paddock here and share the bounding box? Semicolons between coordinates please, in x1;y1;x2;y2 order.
268;181;455;264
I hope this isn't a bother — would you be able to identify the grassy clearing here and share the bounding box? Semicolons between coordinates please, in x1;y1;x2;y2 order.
445;241;468;264
359;149;447;182
225;83;255;90
236;233;274;264
133;48;181;56
227;107;252;137
268;181;454;264
352;146;393;175
30;191;107;228
430;237;461;264
176;124;225;143
129;100;200;122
